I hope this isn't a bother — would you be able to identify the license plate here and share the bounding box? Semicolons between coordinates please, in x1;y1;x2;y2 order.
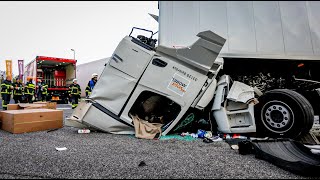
52;96;59;100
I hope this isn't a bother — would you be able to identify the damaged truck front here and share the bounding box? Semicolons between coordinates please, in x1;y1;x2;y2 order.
68;27;314;139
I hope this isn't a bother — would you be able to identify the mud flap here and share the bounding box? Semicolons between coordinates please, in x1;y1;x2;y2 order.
239;139;320;176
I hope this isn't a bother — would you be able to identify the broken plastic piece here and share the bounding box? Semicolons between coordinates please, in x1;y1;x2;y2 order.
138;161;146;167
78;129;90;134
55;147;67;151
226;81;255;103
231;145;239;150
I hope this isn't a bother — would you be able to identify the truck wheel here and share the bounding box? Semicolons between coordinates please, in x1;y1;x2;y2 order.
254;89;314;139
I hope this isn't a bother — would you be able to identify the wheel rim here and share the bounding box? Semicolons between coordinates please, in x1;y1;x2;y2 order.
261;100;294;134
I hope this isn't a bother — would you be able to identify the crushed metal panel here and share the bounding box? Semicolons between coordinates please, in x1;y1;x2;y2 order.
82;103;135;134
157;30;226;73
227;81;255;103
90;64;138;115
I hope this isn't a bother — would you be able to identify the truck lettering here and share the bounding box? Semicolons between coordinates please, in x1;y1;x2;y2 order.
172;66;198;81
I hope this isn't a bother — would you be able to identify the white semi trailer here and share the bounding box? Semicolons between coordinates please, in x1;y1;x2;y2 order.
158;1;320;117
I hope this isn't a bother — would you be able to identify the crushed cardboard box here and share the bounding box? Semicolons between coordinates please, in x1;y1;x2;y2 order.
1;109;63;134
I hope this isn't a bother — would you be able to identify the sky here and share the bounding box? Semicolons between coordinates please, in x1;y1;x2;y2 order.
0;1;159;76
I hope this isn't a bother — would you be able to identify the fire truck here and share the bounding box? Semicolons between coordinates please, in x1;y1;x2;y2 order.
24;56;76;103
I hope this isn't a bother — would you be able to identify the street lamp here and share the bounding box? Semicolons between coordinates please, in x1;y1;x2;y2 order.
71;49;75;61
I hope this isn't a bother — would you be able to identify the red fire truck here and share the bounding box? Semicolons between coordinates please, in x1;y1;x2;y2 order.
24;56;76;103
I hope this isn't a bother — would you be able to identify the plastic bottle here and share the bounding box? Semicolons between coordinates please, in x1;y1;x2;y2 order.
197;129;206;138
78;129;90;134
190;133;198;138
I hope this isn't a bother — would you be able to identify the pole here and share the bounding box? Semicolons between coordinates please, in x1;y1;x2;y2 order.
71;49;75;61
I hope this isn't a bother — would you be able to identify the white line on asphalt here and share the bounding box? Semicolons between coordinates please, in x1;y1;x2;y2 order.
57;108;72;110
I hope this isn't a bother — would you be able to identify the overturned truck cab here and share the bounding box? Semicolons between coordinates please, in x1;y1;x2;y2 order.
68;27;314;139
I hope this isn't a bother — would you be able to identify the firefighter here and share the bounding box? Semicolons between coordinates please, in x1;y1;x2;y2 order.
21;82;27;103
35;79;48;102
12;77;24;104
68;79;81;109
35;79;42;101
41;80;48;102
1;76;13;110
25;77;35;103
85;73;98;98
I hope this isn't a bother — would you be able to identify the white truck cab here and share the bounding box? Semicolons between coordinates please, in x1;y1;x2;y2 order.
68;27;314;139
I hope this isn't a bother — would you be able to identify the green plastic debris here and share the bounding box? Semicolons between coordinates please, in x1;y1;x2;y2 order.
159;134;197;141
173;113;195;132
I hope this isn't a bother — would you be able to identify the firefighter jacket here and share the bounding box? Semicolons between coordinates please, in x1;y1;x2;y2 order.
25;81;35;95
68;83;81;95
13;82;24;95
36;82;48;95
1;80;13;95
41;83;48;95
85;79;96;96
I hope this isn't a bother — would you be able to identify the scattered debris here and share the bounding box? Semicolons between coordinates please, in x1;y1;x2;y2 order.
204;131;213;138
160;134;197;141
238;140;255;155
131;114;163;140
138;161;146;167
47;128;59;133
55;147;67;151
78;129;91;134
173;113;195;132
231;145;239;150
203;137;213;143
203;136;223;143
197;129;206;138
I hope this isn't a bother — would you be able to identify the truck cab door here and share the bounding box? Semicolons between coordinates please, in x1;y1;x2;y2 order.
89;36;155;116
118;55;208;135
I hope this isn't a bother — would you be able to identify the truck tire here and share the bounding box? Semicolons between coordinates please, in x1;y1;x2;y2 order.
254;89;314;139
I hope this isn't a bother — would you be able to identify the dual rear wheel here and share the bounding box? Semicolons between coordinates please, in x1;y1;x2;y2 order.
255;89;314;139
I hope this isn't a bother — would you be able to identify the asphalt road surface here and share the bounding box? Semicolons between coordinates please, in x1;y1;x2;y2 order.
0;103;318;179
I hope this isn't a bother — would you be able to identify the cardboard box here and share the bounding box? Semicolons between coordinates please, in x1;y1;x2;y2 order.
7;103;48;110
33;102;57;109
6;104;20;110
1;109;63;134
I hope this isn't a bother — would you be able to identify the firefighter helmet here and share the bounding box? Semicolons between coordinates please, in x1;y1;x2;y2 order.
92;73;98;78
27;76;33;81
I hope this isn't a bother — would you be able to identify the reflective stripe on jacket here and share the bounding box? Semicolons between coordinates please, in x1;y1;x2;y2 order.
68;84;81;95
42;84;48;95
1;80;12;95
25;82;35;95
13;82;23;95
